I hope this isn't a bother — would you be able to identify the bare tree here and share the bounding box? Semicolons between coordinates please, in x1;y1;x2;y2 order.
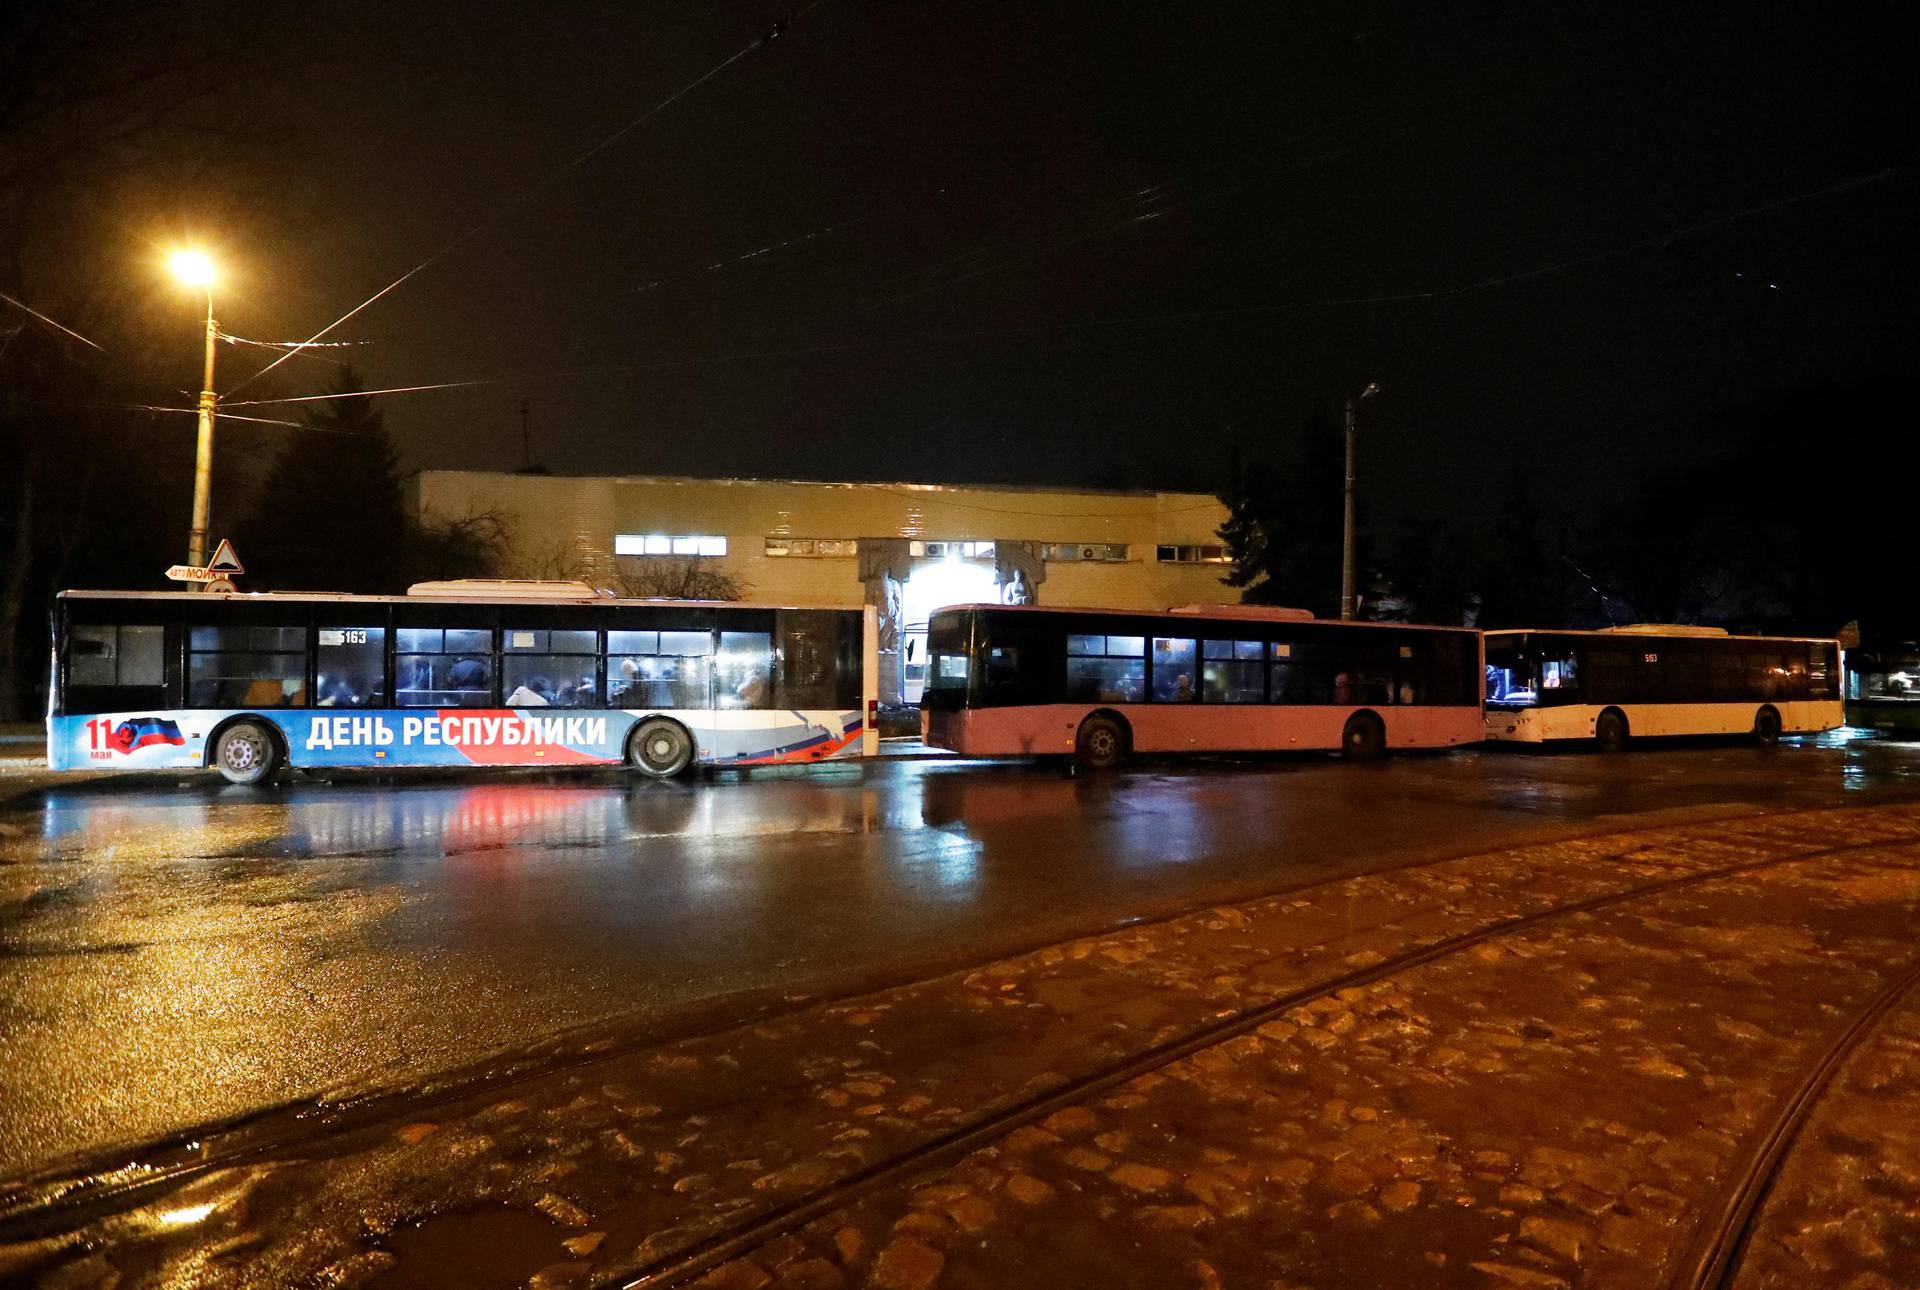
616;559;746;601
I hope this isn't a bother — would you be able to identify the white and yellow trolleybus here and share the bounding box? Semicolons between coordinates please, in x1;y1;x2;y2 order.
1483;625;1844;750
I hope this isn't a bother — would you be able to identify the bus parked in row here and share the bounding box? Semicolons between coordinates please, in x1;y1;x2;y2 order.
1843;647;1920;737
1482;626;1843;749
49;584;877;783
919;603;1484;766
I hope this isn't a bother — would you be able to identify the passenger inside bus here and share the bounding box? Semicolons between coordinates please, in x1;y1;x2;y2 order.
506;677;552;706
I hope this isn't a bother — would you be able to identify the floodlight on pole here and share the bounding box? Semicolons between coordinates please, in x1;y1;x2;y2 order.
168;250;220;575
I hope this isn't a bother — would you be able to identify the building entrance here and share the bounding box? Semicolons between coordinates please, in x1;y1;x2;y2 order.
899;554;999;704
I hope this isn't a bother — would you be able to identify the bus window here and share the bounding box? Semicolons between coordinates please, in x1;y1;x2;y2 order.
1272;641;1336;704
1150;638;1197;702
316;627;386;708
608;630;713;709
397;627;493;708
1345;645;1395;705
716;632;772;709
66;623;167;714
1202;640;1264;704
1538;652;1579;700
1066;634;1145;703
188;624;308;708
504;628;598;708
657;632;716;708
1808;643;1836;700
776;610;857;708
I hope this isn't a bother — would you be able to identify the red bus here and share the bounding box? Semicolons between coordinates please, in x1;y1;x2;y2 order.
920;604;1482;767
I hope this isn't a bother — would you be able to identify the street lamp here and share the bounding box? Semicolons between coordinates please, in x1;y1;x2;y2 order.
1340;381;1379;621
168;249;219;573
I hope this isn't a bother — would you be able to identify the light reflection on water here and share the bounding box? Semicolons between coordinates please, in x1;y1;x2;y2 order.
27;775;920;863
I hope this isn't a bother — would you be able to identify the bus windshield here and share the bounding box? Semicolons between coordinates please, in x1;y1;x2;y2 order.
923;613;972;707
1485;636;1578;707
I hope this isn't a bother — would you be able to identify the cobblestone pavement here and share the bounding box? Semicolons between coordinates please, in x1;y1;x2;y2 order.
5;804;1920;1289
1730;994;1920;1288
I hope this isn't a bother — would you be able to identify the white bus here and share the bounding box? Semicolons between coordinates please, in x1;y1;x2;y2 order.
1483;626;1843;750
49;582;878;784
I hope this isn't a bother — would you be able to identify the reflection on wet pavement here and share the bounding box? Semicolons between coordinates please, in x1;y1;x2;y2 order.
2;737;1919;1180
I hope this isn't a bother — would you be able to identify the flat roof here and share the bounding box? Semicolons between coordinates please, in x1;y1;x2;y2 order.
413;469;1219;502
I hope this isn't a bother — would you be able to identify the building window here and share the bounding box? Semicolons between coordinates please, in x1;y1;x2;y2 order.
1042;543;1129;562
765;538;857;557
615;533;727;557
1156;544;1231;564
911;540;994;559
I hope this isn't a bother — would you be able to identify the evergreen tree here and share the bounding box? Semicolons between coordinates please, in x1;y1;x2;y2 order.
235;369;406;592
1217;401;1350;616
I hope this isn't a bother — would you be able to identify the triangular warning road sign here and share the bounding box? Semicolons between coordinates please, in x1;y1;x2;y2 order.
207;539;245;575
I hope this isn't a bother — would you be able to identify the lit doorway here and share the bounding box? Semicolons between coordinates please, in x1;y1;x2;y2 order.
900;554;999;703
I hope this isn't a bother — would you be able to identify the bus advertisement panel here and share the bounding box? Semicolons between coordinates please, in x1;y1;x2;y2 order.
49;589;878;783
51;706;866;773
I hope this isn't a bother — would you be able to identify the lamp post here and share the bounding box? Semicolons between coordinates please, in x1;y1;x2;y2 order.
168;249;218;572
1339;381;1379;621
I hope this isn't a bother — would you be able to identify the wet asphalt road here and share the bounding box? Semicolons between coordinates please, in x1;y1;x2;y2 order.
3;734;1919;1183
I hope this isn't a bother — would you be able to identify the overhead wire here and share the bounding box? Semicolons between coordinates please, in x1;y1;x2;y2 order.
221;1;830;401
215;162;1901;412
0;290;106;352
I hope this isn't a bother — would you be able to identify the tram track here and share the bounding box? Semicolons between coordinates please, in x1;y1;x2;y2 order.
601;828;1920;1289
1681;954;1920;1290
4;801;1888;1244
4;809;1918;1279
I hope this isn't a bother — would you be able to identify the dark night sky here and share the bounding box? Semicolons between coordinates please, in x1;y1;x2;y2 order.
176;2;1915;525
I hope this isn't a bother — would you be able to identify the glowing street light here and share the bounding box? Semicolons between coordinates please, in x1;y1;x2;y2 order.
167;249;217;289
168;249;220;574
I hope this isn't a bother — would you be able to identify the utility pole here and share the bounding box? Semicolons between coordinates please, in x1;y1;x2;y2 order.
187;292;217;572
1340;382;1379;620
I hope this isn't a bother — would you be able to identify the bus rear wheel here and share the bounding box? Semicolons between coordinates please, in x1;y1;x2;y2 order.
1075;715;1127;770
629;718;694;779
1340;712;1385;760
1754;706;1782;746
214;721;280;785
1595;709;1630;753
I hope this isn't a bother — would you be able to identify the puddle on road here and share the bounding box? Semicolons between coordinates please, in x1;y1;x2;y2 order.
374;1205;567;1289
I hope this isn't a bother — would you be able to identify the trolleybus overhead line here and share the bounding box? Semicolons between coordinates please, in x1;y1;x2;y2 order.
6;814;1915;1266
220;0;833;402
207;164;1902;419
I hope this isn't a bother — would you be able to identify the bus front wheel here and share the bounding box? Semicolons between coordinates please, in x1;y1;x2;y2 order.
214;720;281;785
629;718;694;779
1075;715;1127;770
1340;712;1385;760
1754;706;1782;746
1595;709;1630;753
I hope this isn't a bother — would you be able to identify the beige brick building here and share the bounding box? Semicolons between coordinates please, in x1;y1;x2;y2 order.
412;471;1235;703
